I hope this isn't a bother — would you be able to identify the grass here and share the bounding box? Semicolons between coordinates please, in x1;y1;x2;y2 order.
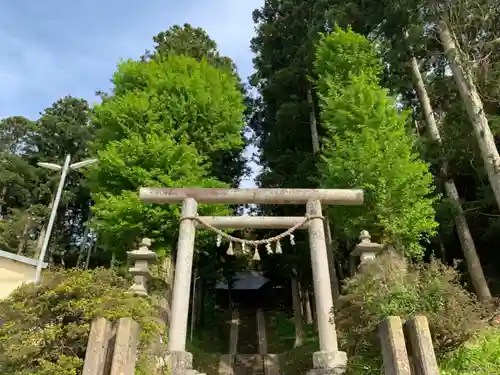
439;326;500;375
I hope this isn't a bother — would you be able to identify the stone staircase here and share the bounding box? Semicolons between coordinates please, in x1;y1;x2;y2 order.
218;308;280;375
234;354;265;375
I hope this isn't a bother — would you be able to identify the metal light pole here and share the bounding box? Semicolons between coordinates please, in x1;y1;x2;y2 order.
34;154;98;283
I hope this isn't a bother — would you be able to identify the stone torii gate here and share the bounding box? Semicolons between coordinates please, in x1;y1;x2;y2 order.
140;187;364;375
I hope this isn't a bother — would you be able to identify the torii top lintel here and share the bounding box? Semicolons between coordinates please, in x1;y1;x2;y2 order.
140;187;364;205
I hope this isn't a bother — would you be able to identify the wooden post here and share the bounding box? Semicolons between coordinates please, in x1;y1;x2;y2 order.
379;316;412;375
404;316;439;375
109;318;141;375
83;317;113;375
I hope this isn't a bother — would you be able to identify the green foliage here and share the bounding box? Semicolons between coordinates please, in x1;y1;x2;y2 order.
249;0;335;280
95;56;244;155
30;97;94;162
147;23;247;187
440;326;500;375
0;99;95;263
335;253;486;369
0;208;45;256
314;27;382;95
149;23;236;76
89;55;246;257
0;116;46;256
0;268;159;375
314;29;438;257
250;0;324;192
0;116;40;221
31;97;95;264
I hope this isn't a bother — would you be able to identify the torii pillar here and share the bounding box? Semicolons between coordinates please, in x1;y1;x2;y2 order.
140;188;364;375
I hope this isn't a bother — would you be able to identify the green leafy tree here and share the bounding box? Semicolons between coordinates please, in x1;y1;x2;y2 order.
89;54;246;258
328;0;500;293
29;97;95;265
0;116;44;256
146;23;248;187
148;23;236;75
0;100;95;263
250;0;342;343
314;29;438;256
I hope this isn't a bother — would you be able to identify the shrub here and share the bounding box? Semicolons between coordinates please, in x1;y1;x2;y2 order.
0;267;160;375
335;253;486;365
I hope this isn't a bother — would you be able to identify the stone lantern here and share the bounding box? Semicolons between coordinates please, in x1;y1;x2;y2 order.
350;230;384;264
127;238;157;296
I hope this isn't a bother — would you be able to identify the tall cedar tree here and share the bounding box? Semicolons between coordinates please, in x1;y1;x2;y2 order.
329;0;500;293
314;29;439;257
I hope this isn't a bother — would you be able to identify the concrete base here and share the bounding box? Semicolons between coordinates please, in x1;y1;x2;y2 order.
167;351;195;375
306;351;347;375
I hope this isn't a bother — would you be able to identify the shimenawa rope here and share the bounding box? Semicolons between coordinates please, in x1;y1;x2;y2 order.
180;214;324;260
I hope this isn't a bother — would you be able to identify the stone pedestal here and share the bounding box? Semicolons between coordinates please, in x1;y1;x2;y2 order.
306;350;348;375
167;350;198;375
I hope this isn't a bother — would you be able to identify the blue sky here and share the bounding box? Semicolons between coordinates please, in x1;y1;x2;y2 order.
0;0;262;187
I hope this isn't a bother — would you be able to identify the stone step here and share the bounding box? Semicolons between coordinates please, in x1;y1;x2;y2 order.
233;354;264;375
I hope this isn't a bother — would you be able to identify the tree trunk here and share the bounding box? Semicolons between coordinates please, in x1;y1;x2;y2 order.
304;289;313;325
0;186;6;218
307;88;340;299
299;282;313;324
437;20;500;210
307;89;320;153
438;237;447;264
76;224;90;268
195;275;203;325
298;281;305;317
410;54;492;301
16;217;31;254
291;275;304;347
110;252;116;267
199;280;206;325
312;292;318;332
76;214;92;268
84;236;97;269
160;254;175;326
324;220;340;298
